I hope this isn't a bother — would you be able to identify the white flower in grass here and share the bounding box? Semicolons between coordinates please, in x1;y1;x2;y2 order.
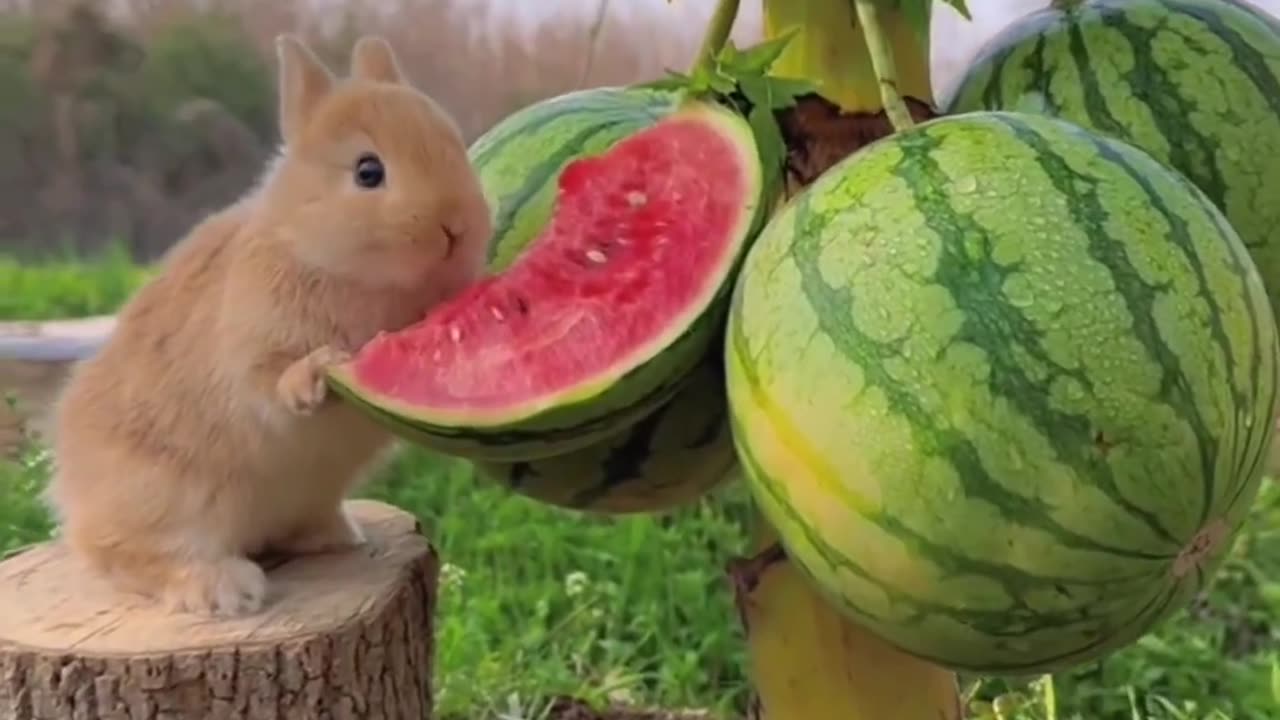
440;562;466;590
564;570;589;597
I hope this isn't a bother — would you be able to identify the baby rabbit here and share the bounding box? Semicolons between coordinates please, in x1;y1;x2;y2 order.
44;34;492;617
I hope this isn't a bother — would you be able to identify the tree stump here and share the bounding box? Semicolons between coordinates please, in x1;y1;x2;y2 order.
0;499;439;720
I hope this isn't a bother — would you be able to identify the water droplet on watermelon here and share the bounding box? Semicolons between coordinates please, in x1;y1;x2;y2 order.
963;234;983;261
586;249;608;264
1007;446;1025;470
1004;278;1035;308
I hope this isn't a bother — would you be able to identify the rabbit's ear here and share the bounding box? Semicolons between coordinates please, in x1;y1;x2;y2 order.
350;36;405;84
275;34;334;143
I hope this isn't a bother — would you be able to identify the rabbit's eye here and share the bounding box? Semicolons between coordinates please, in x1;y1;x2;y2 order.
354;153;385;189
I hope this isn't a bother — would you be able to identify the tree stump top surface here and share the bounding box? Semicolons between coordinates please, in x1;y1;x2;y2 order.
0;499;427;656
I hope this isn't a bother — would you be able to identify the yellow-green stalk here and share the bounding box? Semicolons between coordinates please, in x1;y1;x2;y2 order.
762;0;933;113
691;0;741;77
731;512;963;720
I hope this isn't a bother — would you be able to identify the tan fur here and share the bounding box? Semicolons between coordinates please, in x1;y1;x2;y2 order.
43;34;492;618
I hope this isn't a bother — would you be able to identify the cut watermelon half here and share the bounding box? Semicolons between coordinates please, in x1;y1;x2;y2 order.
328;99;764;461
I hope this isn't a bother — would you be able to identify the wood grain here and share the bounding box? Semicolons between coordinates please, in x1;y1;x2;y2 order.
0;499;439;720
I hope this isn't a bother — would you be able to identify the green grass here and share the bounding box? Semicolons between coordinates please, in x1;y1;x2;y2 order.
2;259;1278;719
0;244;154;320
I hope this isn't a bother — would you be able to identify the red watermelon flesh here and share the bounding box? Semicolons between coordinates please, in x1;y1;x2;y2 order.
334;102;761;426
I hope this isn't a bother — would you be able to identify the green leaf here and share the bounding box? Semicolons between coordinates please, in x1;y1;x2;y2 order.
747;102;785;208
936;0;971;20
637;30;814;116
703;68;738;96
638;29;817;205
759;77;818;109
637;70;694;93
724;34;818;204
892;0;969;45
736;72;819;208
718;28;799;76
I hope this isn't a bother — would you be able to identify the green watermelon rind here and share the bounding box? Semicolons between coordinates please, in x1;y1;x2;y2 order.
468;356;739;514
468;85;685;272
329;316;710;461
941;0;1280;321
328;97;767;459
725;108;1279;675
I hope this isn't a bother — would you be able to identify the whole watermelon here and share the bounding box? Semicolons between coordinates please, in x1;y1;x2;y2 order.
724;109;1279;674
943;0;1280;319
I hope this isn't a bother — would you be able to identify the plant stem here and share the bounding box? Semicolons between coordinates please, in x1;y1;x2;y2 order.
1043;673;1059;720
852;0;915;132
691;0;741;76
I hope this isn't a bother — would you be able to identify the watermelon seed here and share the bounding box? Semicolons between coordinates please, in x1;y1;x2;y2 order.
565;250;593;268
515;297;529;315
586;249;608;264
626;191;647;207
449;325;462;342
489;306;505;321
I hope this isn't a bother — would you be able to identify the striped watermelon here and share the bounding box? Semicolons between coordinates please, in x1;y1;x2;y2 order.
725;109;1279;674
469;86;683;272
461;89;740;504
332;87;683;461
943;0;1280;318
330;98;766;462
470;358;737;514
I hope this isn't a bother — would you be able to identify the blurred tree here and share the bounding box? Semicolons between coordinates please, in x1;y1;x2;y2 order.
0;2;274;259
137;12;273;137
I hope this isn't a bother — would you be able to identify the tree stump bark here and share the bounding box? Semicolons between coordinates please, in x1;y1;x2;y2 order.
0;499;438;720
